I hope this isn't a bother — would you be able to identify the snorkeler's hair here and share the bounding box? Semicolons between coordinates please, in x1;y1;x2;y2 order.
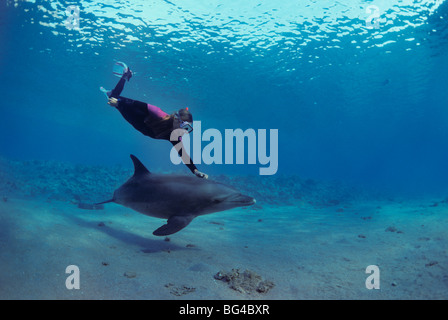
178;108;193;123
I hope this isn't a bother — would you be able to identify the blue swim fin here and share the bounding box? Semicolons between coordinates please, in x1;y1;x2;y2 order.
99;86;111;98
113;61;128;78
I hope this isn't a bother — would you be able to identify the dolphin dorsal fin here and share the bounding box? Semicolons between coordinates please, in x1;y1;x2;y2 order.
130;154;151;177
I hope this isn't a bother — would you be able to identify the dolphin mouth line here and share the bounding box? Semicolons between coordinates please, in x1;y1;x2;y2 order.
228;199;256;206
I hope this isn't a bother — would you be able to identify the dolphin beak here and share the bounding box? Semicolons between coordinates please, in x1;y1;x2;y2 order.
230;194;256;206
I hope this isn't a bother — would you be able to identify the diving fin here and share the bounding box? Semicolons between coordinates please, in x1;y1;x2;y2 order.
113;61;129;78
100;86;111;98
99;61;131;98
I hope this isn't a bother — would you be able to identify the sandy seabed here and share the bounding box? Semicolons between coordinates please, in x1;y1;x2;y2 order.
0;196;447;300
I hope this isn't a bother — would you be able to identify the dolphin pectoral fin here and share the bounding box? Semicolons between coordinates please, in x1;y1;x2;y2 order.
153;215;195;236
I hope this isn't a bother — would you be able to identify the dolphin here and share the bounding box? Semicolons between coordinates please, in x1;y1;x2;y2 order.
98;155;256;236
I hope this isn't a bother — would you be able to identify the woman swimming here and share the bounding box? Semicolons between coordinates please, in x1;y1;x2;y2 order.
103;62;208;179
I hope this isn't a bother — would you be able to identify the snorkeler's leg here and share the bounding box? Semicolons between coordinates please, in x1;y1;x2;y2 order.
109;77;127;98
115;97;152;134
116;97;149;116
109;68;133;98
102;62;133;98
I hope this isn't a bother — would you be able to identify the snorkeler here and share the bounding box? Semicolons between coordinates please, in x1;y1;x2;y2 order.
101;62;208;179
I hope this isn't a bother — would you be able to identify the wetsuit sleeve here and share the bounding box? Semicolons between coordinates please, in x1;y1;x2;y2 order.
170;141;198;174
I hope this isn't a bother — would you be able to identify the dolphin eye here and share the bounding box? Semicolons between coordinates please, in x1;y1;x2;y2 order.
213;199;222;204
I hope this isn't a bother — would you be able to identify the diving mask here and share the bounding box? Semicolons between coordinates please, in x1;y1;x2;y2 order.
176;112;193;133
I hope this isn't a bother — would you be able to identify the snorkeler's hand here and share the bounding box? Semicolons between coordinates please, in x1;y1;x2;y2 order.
108;97;119;107
194;169;208;179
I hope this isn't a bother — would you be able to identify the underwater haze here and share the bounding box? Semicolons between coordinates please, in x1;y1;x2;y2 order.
1;0;448;300
1;0;448;194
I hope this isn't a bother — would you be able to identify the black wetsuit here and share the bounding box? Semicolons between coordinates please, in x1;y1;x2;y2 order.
110;76;198;174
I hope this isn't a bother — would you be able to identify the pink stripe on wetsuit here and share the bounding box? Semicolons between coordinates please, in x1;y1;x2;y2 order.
147;103;182;141
147;103;168;119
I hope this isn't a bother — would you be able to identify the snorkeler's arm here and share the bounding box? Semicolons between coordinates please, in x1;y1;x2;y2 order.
170;141;208;178
170;140;197;173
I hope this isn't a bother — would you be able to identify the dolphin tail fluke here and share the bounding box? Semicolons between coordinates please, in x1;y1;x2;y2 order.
94;199;115;205
153;215;195;236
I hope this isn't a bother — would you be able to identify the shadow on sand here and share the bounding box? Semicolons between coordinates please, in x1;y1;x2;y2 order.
66;213;187;253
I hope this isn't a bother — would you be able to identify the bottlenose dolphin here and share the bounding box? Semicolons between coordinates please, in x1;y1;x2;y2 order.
98;155;256;236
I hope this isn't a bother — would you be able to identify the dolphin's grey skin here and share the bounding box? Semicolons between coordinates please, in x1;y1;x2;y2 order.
98;155;256;236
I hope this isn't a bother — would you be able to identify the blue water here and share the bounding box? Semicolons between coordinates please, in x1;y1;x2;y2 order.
1;0;448;300
1;0;448;195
